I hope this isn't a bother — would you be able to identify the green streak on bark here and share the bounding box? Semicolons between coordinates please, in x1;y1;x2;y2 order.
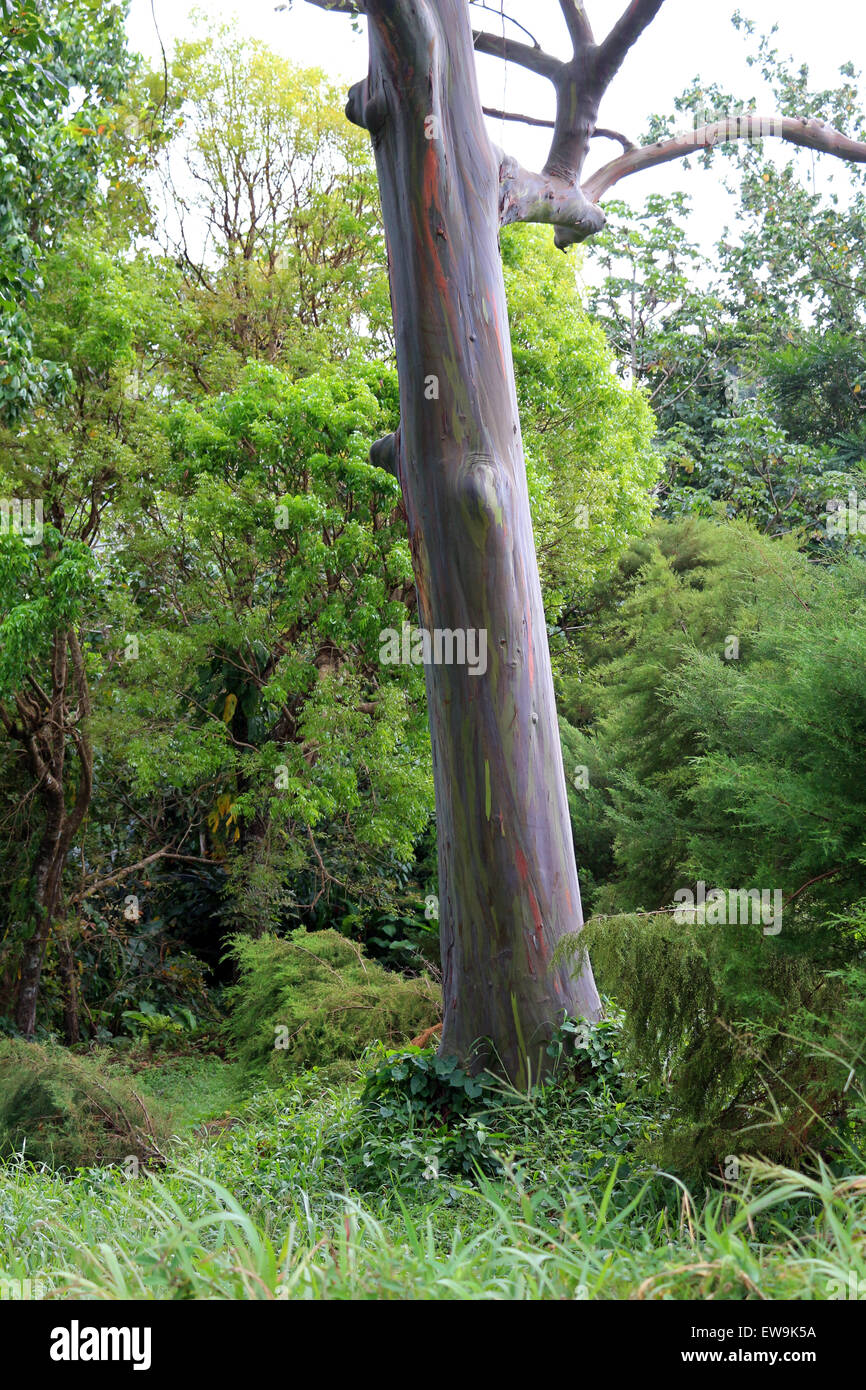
510;991;529;1089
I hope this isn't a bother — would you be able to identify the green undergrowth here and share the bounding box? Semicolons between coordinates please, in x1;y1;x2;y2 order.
111;1052;247;1127
0;1017;861;1295
0;1064;864;1299
0;1040;175;1170
224;929;440;1077
1;1030;865;1299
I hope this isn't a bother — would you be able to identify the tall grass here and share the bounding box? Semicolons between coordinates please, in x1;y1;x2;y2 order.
0;1069;864;1300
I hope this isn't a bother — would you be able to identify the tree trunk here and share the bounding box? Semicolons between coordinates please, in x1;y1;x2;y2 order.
12;627;92;1037
15;809;65;1037
360;0;601;1083
57;925;81;1044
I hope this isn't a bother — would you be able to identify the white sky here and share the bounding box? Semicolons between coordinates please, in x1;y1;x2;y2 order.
126;0;866;255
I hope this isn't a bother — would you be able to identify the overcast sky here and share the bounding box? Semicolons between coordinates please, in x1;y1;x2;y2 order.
126;0;866;255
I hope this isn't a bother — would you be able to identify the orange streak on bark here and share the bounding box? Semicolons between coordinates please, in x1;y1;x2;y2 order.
420;143;451;303
489;296;508;368
528;888;544;941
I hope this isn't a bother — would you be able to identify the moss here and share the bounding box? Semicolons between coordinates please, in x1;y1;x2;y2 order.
0;1041;174;1171
224;929;440;1077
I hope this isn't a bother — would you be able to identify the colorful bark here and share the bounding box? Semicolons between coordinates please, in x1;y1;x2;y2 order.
358;0;601;1082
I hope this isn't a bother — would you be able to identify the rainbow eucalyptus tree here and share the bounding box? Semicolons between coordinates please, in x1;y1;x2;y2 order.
301;0;866;1081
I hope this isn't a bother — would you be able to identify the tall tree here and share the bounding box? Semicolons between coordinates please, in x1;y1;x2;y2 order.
155;22;389;390
300;0;866;1081
0;228;165;1038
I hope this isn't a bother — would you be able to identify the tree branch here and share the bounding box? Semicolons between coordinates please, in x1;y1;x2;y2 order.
369;431;400;477
302;0;360;13
498;150;605;245
470;2;543;49
73;849;214;903
472;29;562;81
582;114;866;203
543;48;601;181
594;127;635;150
595;0;667;88
483;105;555;128
558;0;594;48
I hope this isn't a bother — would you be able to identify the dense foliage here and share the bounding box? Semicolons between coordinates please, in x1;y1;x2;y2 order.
225;930;439;1076
0;4;865;1306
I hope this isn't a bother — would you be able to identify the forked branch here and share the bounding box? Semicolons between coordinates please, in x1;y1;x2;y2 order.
481;0;668;226
498;150;606;245
305;0;866;254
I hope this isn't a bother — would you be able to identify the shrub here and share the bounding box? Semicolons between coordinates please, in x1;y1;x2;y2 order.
355;1047;505;1186
353;1014;642;1191
557;915;852;1175
558;519;866;1172
0;1041;173;1170
224;930;440;1077
545;1005;627;1093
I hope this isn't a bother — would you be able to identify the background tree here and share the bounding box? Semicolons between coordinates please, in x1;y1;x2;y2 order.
155;20;391;391
0;222;175;1037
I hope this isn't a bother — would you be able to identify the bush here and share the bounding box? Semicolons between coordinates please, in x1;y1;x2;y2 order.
355;1047;505;1186
353;1013;642;1191
0;1041;173;1170
558;519;866;1171
545;1006;627;1093
557;915;853;1175
224;930;440;1077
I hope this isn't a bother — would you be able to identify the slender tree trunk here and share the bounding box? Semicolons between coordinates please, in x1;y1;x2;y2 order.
57;925;80;1044
13;627;92;1037
15;814;65;1037
359;0;601;1082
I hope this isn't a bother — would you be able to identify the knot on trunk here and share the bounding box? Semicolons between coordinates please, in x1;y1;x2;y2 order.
369;431;400;479
346;77;388;135
456;453;507;539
